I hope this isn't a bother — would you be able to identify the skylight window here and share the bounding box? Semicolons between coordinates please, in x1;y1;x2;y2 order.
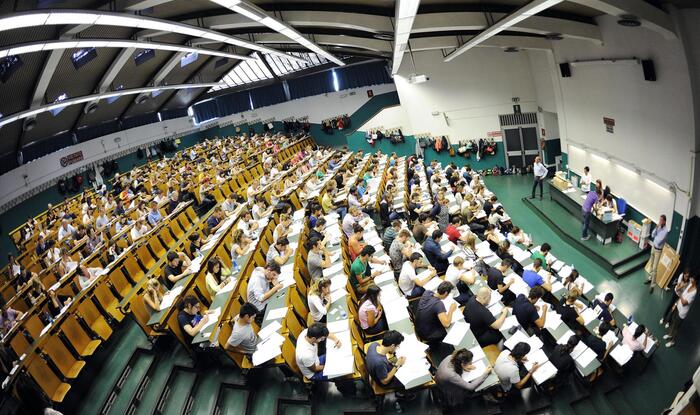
180;52;198;67
0;55;22;83
209;52;328;93
134;49;155;66
71;47;97;69
332;69;339;92
50;93;68;116
107;84;124;104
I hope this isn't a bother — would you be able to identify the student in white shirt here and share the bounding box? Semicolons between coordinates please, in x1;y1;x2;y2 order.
57;219;76;241
307;278;331;324
398;252;436;298
252;197;272;221
580;166;592;192
237;211;259;238
130;218;150;243
664;273;697;348
295;323;341;382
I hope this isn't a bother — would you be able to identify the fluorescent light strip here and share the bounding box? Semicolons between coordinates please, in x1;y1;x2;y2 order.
0;10;307;63
0;39;255;60
392;0;421;74
209;0;344;66
0;83;223;129
444;0;563;62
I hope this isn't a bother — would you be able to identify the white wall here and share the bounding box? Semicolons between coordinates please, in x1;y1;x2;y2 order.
0;116;197;213
528;49;558;113
0;83;397;213
358;105;410;133
394;48;539;143
548;13;695;225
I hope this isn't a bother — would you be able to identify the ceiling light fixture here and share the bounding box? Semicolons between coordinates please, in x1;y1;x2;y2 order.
0;82;224;129
0;10;306;63
209;0;344;66
0;39;256;60
444;0;563;62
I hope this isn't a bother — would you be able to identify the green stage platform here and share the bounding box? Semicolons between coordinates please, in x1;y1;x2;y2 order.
523;191;649;278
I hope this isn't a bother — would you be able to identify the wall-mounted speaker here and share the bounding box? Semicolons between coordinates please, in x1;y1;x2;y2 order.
642;59;656;81
559;63;571;78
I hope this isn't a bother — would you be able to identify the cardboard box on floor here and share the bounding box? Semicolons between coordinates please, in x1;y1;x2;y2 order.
655;244;680;289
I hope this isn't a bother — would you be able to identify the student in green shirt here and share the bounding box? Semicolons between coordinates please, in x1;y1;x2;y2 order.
530;243;551;269
349;246;388;294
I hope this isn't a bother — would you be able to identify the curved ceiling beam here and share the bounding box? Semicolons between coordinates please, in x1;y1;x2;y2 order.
188;10;600;44
405;35;552;52
0;83;223;129
254;33;391;53
0;39;255;60
0;10;305;63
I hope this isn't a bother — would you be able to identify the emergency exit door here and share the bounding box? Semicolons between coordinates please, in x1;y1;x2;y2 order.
500;112;539;169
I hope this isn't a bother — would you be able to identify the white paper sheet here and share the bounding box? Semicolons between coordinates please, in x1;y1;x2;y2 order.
576;347;598;367
159;286;184;310
257;320;282;340
532;361;558;384
327;319;349;334
443;321;470;346
395;358;431;387
266;307;288;320
252;342;282;366
330;289;347;303
610;344;634;365
462;360;487;383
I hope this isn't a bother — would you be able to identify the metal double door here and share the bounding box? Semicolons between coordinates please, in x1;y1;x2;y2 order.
502;124;539;169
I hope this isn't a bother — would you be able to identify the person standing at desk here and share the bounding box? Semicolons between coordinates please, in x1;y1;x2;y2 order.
580;166;592;192
581;189;600;241
645;215;668;290
530;156;547;200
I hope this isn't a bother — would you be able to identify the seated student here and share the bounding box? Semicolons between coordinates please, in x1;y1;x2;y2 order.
222;194;239;216
549;335;580;386
308;205;323;229
225;302;259;356
436;348;492;407
0;307;24;336
365;330;413;401
494;342;540;392
348;224;366;261
266;237;293;266
622;323;649;352
247;263;282;323
207;207;225;233
230;229;253;264
556;289;585;327
178;295;211;342
296;323;342;382
147;201;163;226
45;286;72;319
189;233;204;257
582;321;614;359
488;206;509;232
307;237;332;281
444;217;464;244
415;281;457;344
237;211;260;239
513;286;548;333
389;229;414;276
483;224;501;251
445;256;476;305
342;207;366;238
143;277;164;313
507;226;531;247
205;257;231;297
358;284;389;335
382;220;402;251
130;217;151;243
412;213;433;244
349;246;387;294
522;259;553;291
308;278;332;324
399;252;436;298
321;188;347;218
423;230;453;274
164;251;192;289
530;243;552;269
486;259;516;304
273;214;293;243
252;197;272;222
464;287;509;346
591;292;616;327
309;217;328;243
76;265;100;290
563;269;583;292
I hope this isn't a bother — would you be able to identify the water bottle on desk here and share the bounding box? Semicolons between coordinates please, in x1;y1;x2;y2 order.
627;315;633;326
232;259;240;274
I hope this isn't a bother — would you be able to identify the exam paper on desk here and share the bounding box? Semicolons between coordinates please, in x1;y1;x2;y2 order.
443;321;470;346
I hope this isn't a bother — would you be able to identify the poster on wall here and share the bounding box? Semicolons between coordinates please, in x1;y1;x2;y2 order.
367;89;374;97
487;131;502;138
60;151;83;168
603;117;615;133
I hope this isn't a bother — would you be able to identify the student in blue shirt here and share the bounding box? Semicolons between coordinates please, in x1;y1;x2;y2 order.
423;230;453;274
591;293;616;327
513;286;548;332
147;201;162;226
521;259;552;291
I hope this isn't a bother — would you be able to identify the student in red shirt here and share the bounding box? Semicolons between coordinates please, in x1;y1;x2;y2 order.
445;217;469;244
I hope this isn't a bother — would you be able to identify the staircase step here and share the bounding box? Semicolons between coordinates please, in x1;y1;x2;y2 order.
570;397;599;415
104;350;155;415
189;368;227;415
605;389;636;414
155;367;197;415
276;398;312;415
590;392;618;415
213;383;252;415
613;255;648;277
